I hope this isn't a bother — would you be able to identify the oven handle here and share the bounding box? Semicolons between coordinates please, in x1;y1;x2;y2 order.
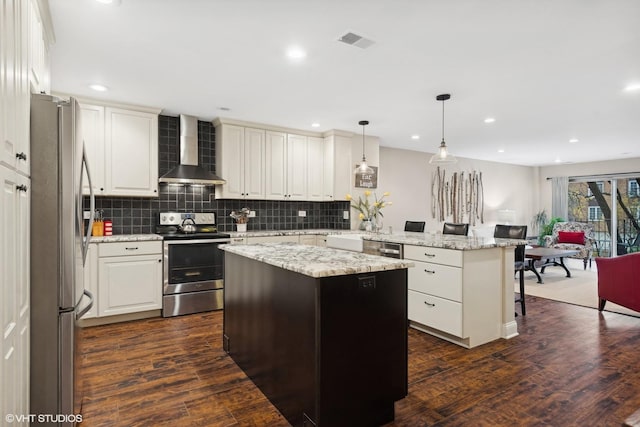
163;238;231;245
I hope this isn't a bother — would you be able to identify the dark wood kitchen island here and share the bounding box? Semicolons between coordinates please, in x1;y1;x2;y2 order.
221;242;413;427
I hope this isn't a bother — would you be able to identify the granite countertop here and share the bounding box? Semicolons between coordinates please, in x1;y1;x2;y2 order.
361;232;526;250
221;242;414;278
89;234;163;243
227;229;361;238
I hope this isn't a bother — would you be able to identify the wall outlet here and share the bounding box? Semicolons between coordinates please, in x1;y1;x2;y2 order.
249;210;256;217
298;210;306;217
83;211;91;220
343;211;349;220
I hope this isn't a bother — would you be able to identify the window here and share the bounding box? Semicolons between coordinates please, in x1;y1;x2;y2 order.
628;180;640;197
588;206;603;221
587;181;605;197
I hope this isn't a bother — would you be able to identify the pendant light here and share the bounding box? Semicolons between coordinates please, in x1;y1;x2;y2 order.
354;120;374;174
429;93;457;164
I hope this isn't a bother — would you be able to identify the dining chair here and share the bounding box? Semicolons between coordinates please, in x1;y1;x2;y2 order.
404;221;425;232
494;224;528;315
442;222;469;236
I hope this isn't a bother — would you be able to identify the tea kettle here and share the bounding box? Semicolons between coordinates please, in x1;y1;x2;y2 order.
180;218;197;234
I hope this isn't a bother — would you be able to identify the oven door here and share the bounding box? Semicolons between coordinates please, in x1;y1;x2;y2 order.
163;239;229;295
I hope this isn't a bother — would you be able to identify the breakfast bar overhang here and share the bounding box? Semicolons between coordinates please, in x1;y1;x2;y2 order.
221;242;414;427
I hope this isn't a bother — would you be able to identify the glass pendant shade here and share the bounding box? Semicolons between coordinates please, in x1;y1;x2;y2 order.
429;94;457;164
429;140;457;164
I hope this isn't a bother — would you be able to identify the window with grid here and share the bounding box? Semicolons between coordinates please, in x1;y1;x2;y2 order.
588;206;603;221
587;181;605;197
628;180;639;197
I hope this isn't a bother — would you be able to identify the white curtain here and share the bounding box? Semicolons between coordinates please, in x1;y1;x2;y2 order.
551;176;568;220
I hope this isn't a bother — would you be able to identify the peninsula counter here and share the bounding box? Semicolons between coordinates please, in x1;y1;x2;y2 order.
221;242;413;427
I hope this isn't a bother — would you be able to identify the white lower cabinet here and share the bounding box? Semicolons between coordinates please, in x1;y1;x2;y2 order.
84;241;162;319
405;244;502;348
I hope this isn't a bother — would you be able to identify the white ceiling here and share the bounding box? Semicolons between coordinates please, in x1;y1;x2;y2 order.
48;0;640;167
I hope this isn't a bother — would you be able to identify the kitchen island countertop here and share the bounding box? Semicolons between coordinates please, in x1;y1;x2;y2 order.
221;242;413;278
227;228;359;238
361;232;526;250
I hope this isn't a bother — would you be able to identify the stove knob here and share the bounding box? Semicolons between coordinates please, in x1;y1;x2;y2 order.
169;215;175;222
161;215;167;222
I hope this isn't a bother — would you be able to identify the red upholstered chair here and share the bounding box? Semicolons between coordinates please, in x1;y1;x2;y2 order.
543;221;596;269
595;252;640;313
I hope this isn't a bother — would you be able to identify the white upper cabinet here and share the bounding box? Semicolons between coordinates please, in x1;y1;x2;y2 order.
264;130;287;200
1;0;33;175
105;107;159;197
306;136;324;201
214;118;355;201
28;0;49;95
214;123;265;199
80;103;106;195
323;134;353;201
286;133;308;200
74;101;159;197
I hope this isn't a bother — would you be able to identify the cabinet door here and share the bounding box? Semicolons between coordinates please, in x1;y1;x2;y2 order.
286;134;307;200
80;103;106;195
323;136;335;201
332;135;353;201
243;127;265;198
98;253;163;316
307;136;324;201
105;107;158;197
265;130;287;200
0;166;19;418
216;124;245;199
81;244;98;319
1;0;17;170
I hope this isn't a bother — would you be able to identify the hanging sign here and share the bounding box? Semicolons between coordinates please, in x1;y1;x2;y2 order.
355;166;378;189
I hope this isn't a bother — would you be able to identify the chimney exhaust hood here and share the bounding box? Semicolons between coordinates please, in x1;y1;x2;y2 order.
158;115;226;185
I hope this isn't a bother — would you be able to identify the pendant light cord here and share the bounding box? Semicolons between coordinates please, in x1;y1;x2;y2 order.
441;98;445;142
362;124;366;160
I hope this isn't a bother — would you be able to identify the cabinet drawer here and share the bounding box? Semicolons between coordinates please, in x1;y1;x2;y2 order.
408;290;462;337
408;260;462;301
404;245;462;267
98;241;161;257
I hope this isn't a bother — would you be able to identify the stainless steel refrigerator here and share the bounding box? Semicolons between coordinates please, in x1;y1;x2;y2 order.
30;93;95;426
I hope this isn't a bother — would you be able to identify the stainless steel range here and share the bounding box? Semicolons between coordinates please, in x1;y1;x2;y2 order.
156;212;230;317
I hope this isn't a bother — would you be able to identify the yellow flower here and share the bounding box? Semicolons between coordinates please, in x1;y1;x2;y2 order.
364;190;371;197
345;194;352;200
383;192;390;197
359;212;365;220
374;202;380;207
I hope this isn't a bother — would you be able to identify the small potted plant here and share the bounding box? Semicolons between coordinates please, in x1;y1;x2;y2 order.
230;207;251;232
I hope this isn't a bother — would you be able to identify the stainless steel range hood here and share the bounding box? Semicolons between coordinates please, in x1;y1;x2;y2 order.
159;115;226;185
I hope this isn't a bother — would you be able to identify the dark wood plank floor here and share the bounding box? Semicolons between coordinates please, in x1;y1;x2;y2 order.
79;296;640;426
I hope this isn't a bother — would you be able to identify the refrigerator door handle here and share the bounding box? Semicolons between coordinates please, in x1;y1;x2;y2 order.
81;144;95;266
77;289;95;320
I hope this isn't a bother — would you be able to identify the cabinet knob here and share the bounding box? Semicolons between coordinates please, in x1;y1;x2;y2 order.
424;269;435;274
125;247;139;251
16;184;28;192
16;152;27;161
424;253;436;257
423;301;436;307
158;259;162;263
100;187;104;191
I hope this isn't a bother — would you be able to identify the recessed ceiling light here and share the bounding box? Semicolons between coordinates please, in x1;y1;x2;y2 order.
286;47;306;60
623;83;640;92
411;135;420;140
89;84;108;92
311;123;320;128
497;149;505;153
484;117;496;124
554;158;562;163
569;138;579;143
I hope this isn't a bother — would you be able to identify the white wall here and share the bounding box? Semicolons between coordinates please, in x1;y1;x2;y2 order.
538;157;640;216
378;147;538;235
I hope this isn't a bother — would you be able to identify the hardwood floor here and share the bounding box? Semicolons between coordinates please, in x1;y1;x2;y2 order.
79;296;640;426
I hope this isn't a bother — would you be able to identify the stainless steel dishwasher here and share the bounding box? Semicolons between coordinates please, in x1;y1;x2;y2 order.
362;240;403;259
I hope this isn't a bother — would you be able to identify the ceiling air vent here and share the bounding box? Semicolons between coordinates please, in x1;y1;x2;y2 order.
338;31;375;49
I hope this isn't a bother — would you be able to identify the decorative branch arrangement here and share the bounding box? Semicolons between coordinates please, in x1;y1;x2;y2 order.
431;167;484;226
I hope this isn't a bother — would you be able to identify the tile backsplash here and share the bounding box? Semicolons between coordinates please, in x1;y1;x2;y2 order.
85;115;350;234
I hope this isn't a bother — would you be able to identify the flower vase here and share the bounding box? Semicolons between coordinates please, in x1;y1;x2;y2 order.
360;218;374;232
236;223;247;232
